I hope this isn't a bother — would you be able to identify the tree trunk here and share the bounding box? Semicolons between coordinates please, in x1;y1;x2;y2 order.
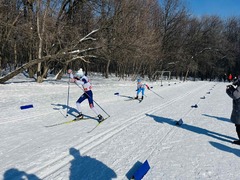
184;68;189;82
105;59;110;78
36;0;50;83
0;56;51;83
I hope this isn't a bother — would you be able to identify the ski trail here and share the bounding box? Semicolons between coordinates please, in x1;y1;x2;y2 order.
27;82;213;178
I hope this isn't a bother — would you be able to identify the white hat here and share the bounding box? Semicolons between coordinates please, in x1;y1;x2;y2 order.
76;68;84;77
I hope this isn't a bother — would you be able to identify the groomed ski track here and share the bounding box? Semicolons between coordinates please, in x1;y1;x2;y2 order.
1;79;237;180
31;82;214;179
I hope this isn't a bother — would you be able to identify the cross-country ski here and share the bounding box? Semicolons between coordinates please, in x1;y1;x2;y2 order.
45;117;90;127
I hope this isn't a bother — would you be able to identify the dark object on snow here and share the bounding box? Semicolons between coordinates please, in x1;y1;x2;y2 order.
207;92;210;94
114;92;119;95
200;96;206;99
191;104;198;108
232;140;240;145
176;119;183;126
20;104;33;110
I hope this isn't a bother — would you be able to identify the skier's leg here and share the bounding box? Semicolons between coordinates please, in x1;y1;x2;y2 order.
233;124;240;145
90;104;103;121
141;88;145;99
85;91;97;114
236;124;240;139
87;91;103;122
135;89;140;99
76;94;87;117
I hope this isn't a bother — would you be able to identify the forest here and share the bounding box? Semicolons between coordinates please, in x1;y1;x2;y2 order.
0;0;240;83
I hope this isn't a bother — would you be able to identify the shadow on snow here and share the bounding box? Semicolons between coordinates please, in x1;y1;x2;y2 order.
51;103;79;117
3;168;40;180
202;114;231;123
209;141;240;157
146;113;237;143
69;147;117;180
3;147;117;180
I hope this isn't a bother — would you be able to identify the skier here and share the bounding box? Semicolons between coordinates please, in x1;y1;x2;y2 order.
226;76;240;145
228;73;233;82
134;78;150;100
223;73;227;82
67;68;104;122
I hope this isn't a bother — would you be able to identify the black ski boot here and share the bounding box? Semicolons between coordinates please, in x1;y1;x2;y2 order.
232;140;240;145
134;96;138;99
75;113;83;120
98;114;104;123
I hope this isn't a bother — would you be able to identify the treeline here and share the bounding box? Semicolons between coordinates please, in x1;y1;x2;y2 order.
0;0;240;83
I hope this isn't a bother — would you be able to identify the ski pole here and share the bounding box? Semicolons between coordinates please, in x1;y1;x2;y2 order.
66;74;71;116
74;82;110;117
149;89;164;99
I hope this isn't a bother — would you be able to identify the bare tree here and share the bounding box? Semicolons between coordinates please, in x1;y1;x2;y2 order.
158;0;188;76
0;29;100;83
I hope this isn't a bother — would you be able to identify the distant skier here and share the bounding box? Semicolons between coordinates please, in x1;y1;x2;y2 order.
228;73;233;82
67;68;104;122
226;76;240;145
134;78;150;100
223;73;227;82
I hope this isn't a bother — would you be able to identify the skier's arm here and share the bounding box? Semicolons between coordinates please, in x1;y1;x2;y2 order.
67;69;74;81
226;85;240;100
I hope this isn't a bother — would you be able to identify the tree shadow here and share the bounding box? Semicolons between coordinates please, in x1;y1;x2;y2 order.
202;114;231;123
146;114;237;143
4;80;36;84
69;147;117;180
51;103;79;117
3;168;40;180
209;141;240;157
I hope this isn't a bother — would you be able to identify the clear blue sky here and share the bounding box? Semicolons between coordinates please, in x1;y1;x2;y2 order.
183;0;240;18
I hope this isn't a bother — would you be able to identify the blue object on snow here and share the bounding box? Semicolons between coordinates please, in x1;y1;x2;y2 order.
126;161;142;179
20;104;33;110
114;92;119;95
132;160;150;180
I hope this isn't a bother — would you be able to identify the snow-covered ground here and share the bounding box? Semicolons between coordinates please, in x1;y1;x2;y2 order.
0;73;240;180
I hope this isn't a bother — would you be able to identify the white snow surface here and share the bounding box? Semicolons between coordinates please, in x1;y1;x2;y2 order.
0;73;240;180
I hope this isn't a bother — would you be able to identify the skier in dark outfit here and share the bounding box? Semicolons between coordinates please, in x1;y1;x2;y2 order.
226;76;240;145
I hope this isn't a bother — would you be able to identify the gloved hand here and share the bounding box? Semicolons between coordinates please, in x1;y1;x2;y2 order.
227;85;235;91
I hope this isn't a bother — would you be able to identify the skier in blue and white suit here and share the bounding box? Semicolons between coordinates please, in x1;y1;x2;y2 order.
68;68;104;122
135;79;150;100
